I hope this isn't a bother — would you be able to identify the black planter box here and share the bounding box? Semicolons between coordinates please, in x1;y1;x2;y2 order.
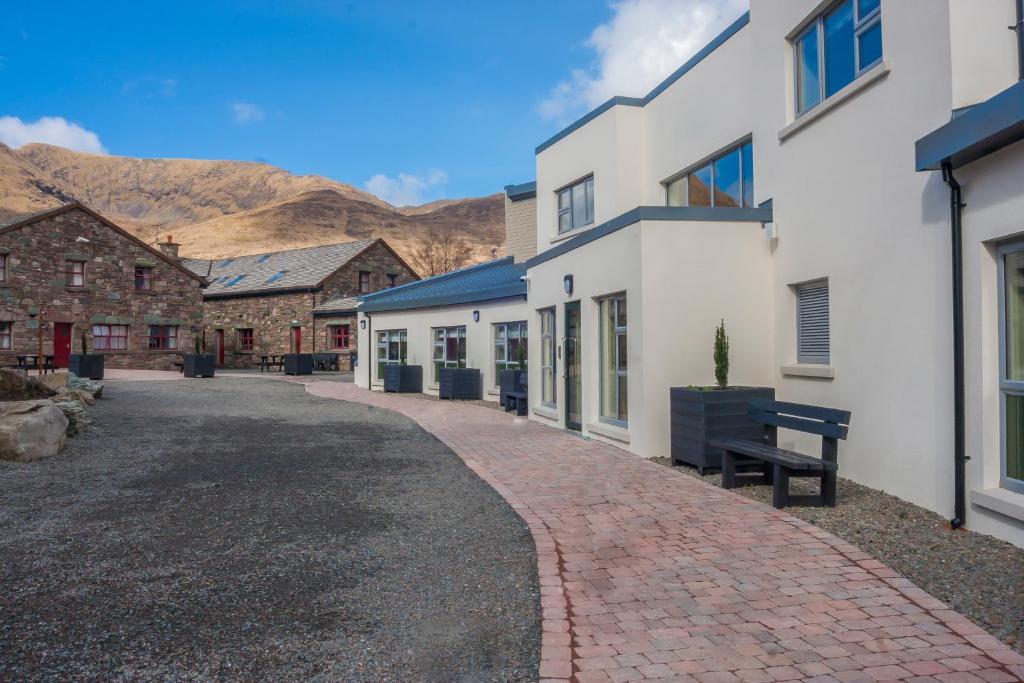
499;369;528;406
68;354;104;380
439;367;481;400
384;364;423;393
284;353;314;375
183;354;216;378
670;386;775;473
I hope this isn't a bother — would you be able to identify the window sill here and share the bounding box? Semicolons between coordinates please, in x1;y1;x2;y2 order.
134;290;157;296
779;60;891;143
972;487;1024;523
781;363;835;379
587;420;630;444
550;224;595;244
486;388;499;396
532;404;558;421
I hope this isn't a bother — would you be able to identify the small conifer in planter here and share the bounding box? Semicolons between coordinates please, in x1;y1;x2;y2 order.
68;330;104;380
183;332;215;378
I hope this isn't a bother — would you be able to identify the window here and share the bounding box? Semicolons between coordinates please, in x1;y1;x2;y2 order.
147;325;178;350
65;260;85;287
375;329;407;380
135;266;153;291
795;0;882;116
359;271;371;293
387;273;398;288
540;308;556;406
999;246;1024;493
0;254;7;282
0;321;11;350
557;176;594;234
600;296;628;424
796;279;830;364
432;326;466;381
329;324;350;350
493;321;528;386
92;324;128;351
665;141;754;209
237;328;254;352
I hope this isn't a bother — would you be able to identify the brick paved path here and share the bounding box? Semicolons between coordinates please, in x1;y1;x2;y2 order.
293;379;1024;681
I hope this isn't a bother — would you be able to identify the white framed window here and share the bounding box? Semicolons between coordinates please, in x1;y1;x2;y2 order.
599;295;628;425
665;140;754;209
92;324;129;351
556;176;594;234
432;326;466;381
998;244;1024;494
493;321;527;387
539;308;556;406
794;0;882;117
795;279;830;364
0;321;11;350
375;329;407;381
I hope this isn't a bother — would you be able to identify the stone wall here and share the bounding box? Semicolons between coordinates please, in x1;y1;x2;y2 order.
0;207;205;371
201;241;416;368
504;195;537;263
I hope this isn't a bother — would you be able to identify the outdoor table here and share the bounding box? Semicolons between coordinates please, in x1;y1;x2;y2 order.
258;354;284;372
15;355;56;374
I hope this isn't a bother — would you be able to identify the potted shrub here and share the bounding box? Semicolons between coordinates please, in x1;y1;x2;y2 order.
670;320;774;473
183;333;215;378
439;367;482;400
283;352;314;375
499;345;528;407
68;331;104;380
384;359;423;393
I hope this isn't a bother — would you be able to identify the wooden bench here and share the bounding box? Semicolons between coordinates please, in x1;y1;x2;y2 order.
709;399;851;509
312;352;339;372
503;390;528;416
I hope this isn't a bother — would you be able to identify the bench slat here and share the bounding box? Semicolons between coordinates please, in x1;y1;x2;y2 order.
749;410;849;440
710;438;837;471
748;398;851;425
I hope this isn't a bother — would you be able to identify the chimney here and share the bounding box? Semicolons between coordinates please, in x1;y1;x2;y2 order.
157;235;180;260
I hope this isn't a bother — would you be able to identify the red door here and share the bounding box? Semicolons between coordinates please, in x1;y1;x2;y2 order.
291;326;302;353
53;323;73;368
216;329;225;366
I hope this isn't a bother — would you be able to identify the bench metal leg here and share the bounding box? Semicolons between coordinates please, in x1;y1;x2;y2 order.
763;462;774;485
772;465;790;509
821;469;837;507
721;451;736;489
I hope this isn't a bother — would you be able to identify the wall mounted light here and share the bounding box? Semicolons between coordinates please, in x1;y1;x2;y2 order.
473;310;480;322
360;319;366;330
564;274;574;296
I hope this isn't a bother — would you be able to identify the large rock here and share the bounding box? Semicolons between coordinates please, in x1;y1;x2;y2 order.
0;400;68;461
52;399;91;437
0;368;55;401
67;373;103;400
38;372;70;392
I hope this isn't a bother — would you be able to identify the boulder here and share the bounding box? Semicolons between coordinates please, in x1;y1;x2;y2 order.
67;373;103;400
38;372;70;392
0;368;55;401
52;399;91;437
0;400;68;461
55;387;95;406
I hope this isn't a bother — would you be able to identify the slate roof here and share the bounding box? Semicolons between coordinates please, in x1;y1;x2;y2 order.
358;257;526;313
313;295;360;315
182;239;378;297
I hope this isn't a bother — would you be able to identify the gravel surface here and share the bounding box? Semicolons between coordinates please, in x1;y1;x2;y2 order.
0;378;540;682
653;457;1024;654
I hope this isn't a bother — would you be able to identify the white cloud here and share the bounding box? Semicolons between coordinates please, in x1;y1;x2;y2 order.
364;170;449;207
0;115;107;154
232;102;265;124
538;0;748;123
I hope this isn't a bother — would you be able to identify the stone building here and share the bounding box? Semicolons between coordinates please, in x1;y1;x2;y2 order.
182;240;417;368
0;203;207;370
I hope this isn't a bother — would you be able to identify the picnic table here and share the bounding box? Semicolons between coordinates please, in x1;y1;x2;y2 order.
258;354;285;372
14;355;56;374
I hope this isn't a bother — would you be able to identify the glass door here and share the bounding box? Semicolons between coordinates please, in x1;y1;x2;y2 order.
565;301;582;431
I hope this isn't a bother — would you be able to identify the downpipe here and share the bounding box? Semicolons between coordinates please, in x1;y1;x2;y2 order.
1016;0;1024;80
364;312;372;387
941;161;967;530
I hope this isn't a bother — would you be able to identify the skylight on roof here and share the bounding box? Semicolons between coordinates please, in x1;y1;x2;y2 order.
256;255;270;263
224;274;247;287
220;258;235;267
265;270;288;284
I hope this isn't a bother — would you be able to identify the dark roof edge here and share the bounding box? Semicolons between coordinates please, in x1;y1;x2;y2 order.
360;285;527;314
916;79;1024;171
359;256;515;303
203;285;318;300
504;181;537;201
525;204;772;269
312;307;357;316
535;11;750;155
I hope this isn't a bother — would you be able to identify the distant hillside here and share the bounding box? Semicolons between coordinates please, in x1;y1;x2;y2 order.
0;143;505;265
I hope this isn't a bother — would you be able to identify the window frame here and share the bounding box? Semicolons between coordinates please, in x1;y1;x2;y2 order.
997;241;1024;494
432;326;467;381
663;138;754;209
134;266;153;291
0;253;7;282
793;0;882;118
92;324;129;351
555;175;595;235
375;329;407;381
328;324;351;350
539;308;556;407
599;294;628;427
0;321;11;350
237;328;254;352
65;259;86;288
795;278;831;365
147;325;178;350
359;270;372;293
493;321;528;388
386;273;398;288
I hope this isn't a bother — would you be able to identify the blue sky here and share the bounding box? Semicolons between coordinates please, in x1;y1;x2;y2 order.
1;1;744;205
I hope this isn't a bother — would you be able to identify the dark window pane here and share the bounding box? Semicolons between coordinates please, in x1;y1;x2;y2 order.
713;148;741;208
858;21;882;70
688;164;712;207
1007;394;1024;481
585;177;594;224
572;181;588;227
824;0;855;97
741;143;754;208
797;25;821;113
857;0;879;18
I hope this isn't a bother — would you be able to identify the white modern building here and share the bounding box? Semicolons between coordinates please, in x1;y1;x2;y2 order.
359;0;1024;548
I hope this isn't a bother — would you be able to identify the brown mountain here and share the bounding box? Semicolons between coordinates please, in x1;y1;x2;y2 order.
0;143;505;265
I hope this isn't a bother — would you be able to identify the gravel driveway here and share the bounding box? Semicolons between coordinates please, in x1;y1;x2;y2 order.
0;378;540;682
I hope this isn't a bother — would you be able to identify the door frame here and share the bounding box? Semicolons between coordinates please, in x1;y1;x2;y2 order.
53;322;73;368
564;300;582;431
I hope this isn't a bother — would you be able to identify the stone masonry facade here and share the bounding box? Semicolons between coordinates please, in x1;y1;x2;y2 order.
0;205;206;371
201;241;416;368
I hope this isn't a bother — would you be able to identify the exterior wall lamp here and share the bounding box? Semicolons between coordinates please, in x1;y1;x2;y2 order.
564;274;574;296
472;310;480;323
360;319;366;330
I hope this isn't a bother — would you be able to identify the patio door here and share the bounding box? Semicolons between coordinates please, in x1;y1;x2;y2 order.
53;323;72;368
565;301;582;431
